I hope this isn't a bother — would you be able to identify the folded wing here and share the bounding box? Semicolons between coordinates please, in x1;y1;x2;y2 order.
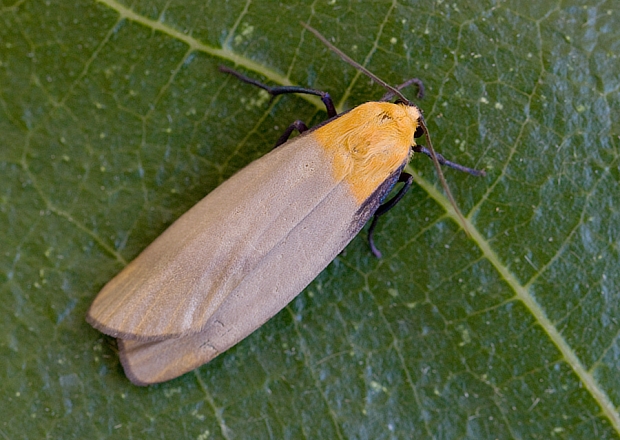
87;134;364;344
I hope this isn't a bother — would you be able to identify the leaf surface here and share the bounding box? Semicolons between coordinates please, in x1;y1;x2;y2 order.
1;0;619;438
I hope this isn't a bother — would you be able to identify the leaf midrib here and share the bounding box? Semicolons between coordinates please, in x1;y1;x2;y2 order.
413;171;620;430
96;0;325;109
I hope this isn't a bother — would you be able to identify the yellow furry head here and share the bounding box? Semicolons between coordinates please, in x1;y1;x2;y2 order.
314;102;422;203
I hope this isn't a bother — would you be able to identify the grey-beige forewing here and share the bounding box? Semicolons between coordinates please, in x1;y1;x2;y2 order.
118;179;364;385
87;135;352;341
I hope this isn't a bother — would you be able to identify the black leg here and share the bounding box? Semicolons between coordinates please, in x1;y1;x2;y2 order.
368;172;414;258
413;146;486;177
274;120;308;148
219;66;337;118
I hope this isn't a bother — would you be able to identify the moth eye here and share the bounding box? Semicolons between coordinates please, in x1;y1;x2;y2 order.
414;125;425;138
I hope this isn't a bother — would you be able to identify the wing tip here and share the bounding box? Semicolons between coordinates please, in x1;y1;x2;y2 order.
86;311;184;342
117;339;156;386
116;333;225;386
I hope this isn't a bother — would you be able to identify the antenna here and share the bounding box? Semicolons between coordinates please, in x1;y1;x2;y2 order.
301;23;410;104
301;22;474;233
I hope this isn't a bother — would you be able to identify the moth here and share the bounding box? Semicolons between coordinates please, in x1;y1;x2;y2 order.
87;24;484;385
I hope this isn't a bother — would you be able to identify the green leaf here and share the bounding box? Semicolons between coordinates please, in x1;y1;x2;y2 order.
1;0;619;438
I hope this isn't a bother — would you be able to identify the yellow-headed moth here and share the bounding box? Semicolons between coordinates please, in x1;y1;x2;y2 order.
87;24;485;385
